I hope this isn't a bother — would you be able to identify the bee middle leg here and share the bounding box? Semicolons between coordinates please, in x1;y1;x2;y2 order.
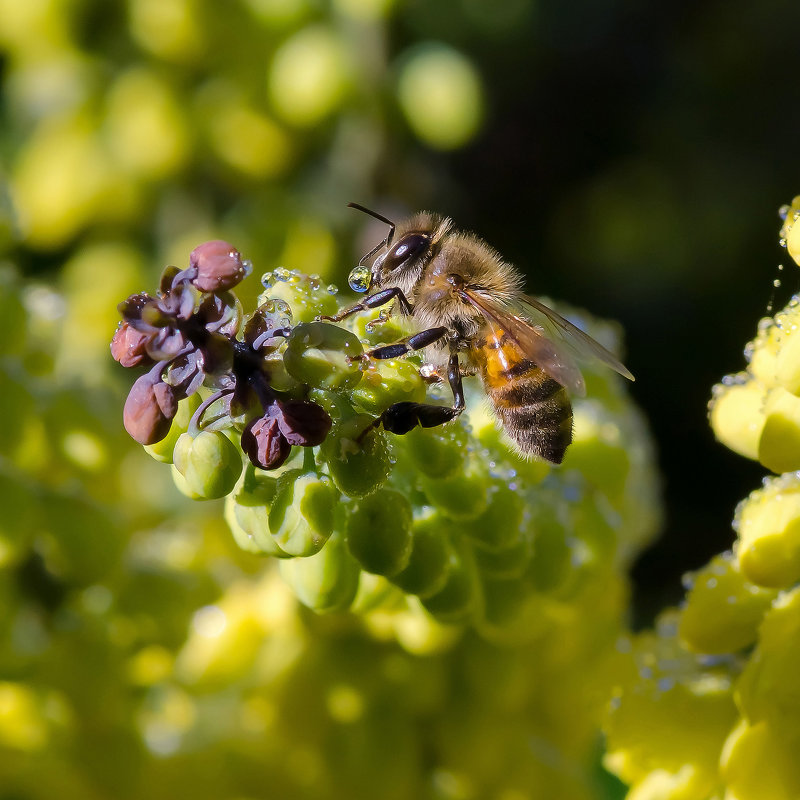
366;326;449;360
363;352;466;438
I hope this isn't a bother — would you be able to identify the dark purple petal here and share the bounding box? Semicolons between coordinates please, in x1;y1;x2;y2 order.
241;415;292;470
275;400;332;447
190;240;246;293
146;328;187;362
118;293;153;321
164;348;205;397
198;292;240;337
123;375;177;445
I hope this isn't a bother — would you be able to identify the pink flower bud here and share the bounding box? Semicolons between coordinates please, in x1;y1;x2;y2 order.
190;240;246;293
241;415;292;470
123;375;178;445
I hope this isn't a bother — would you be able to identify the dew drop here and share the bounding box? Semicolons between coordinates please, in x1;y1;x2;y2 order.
242;258;254;278
779;204;790;220
327;284;339;295
774;279;782;288
779;238;787;248
261;271;274;289
348;265;372;293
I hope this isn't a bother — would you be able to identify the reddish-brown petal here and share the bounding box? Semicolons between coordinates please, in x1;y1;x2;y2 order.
276;400;332;447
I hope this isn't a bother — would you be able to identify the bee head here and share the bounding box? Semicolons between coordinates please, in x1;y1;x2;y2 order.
347;204;445;295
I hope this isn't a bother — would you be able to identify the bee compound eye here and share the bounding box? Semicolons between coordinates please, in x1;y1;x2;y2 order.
384;233;430;271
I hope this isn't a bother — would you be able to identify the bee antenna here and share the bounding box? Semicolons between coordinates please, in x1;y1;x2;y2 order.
348;202;396;265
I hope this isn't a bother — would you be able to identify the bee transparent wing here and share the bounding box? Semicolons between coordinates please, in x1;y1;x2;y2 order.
514;294;635;382
461;288;588;396
462;288;634;397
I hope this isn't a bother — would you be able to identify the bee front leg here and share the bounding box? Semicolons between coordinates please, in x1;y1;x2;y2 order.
361;352;466;439
317;287;413;323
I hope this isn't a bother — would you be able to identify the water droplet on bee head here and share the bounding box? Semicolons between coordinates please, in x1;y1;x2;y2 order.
348;265;372;293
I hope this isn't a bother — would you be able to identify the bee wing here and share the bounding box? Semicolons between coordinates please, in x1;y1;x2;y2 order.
462;289;634;397
461;288;589;396
515;294;635;381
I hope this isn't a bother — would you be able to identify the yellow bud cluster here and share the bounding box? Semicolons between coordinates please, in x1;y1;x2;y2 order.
604;199;800;799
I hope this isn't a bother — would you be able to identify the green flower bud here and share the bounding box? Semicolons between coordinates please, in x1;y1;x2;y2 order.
735;473;800;588
461;482;524;551
348;310;409;347
268;468;338;556
679;554;777;654
351;573;405;614
223;467;289;557
562;407;630;500
389;508;453;598
319;415;392;498
419;457;488;520
259;269;339;321
279;531;360;612
478;575;531;637
421;536;481;623
144;393;202;463
346;489;413;576
526;505;571;593
261;352;304;394
399;424;467;479
283;321;363;390
172;430;243;500
473;538;532;579
350;358;426;415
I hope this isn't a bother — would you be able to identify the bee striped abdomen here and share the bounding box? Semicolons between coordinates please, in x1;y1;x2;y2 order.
477;331;573;464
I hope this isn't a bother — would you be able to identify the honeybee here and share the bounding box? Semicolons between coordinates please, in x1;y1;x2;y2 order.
322;203;634;464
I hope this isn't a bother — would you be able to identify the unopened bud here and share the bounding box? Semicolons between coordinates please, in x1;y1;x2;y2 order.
123;375;178;445
190;240;247;293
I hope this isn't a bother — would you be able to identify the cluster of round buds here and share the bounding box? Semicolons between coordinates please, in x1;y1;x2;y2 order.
111;241;333;496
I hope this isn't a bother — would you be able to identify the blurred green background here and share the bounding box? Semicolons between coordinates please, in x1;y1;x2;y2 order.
0;0;797;797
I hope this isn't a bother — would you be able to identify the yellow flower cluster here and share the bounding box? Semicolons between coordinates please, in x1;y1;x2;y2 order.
603;199;800;800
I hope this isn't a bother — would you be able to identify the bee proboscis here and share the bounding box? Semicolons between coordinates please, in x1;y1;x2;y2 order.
322;204;634;464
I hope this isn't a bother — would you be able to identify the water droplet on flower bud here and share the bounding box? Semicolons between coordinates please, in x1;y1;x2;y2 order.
348;265;372;293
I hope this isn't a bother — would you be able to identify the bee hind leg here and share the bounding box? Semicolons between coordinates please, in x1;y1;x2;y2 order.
360;353;465;440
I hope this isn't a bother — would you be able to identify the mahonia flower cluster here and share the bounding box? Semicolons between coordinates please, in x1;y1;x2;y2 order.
112;241;336;501
113;245;659;636
0;250;661;800
603;198;800;800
